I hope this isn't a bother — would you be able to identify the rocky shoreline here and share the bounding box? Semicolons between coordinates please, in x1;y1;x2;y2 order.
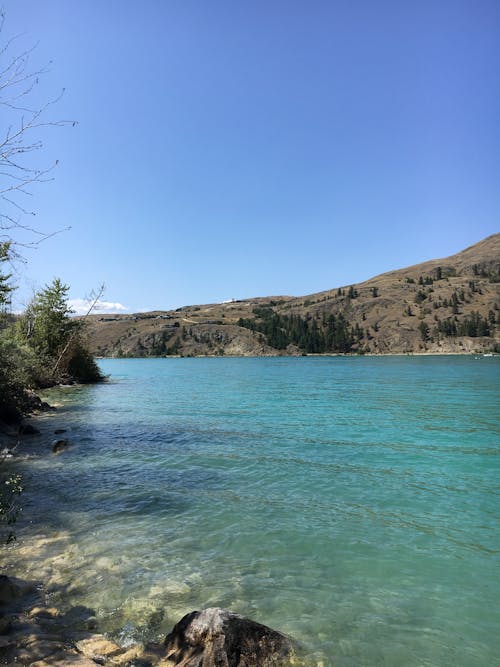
0;414;298;667
0;574;296;667
0;572;163;666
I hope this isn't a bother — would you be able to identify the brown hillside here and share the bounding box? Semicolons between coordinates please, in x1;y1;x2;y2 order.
84;234;500;357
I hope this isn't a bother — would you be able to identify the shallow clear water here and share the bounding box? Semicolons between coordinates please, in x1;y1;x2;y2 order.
6;356;500;665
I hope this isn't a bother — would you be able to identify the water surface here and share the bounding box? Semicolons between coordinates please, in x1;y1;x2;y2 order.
6;356;500;665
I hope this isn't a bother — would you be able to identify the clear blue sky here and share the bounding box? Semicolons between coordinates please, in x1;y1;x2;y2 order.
4;0;499;313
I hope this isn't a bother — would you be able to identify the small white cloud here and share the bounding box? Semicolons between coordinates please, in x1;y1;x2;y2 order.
68;298;129;316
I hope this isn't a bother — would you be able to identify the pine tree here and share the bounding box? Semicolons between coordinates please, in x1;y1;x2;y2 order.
24;278;76;359
419;321;430;341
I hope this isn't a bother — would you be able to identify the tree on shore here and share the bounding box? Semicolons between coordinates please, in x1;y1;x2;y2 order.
23;279;75;358
17;278;103;386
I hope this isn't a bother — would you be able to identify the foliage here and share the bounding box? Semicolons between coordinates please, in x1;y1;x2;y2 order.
418;321;430;342
17;278;103;383
472;263;500;282
0;244;36;419
66;341;103;382
0;242;14;310
21;278;76;359
0;469;23;543
0;276;103;421
415;290;427;304
239;308;363;353
0;332;40;421
435;312;492;338
0;273;103;541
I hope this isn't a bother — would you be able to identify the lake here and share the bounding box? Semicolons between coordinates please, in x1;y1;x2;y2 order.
6;356;500;665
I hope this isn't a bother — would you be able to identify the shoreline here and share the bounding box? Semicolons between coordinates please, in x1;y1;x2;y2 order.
1;409;169;666
96;350;498;359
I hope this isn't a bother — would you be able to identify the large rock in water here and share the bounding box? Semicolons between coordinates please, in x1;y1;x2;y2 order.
164;607;295;666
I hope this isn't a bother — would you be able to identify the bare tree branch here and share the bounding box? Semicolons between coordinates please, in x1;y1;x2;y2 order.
53;284;106;373
0;10;75;255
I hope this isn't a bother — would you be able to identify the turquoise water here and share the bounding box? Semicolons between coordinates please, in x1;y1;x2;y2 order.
8;356;500;665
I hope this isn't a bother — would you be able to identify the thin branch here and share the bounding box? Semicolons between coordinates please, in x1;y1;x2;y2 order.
0;13;75;254
53;285;105;373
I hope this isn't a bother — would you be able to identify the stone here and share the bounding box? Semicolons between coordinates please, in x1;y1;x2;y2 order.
52;439;69;453
109;645;143;664
109;641;165;666
75;634;123;661
14;638;67;663
86;616;99;631
164;608;295;667
28;606;59;619
30;653;98;667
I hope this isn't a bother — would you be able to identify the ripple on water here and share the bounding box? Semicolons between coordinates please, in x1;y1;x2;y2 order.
6;356;500;666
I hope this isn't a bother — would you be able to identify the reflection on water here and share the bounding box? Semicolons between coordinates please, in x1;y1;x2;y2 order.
4;356;500;666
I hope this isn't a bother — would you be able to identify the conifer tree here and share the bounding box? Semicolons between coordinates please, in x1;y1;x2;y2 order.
24;278;76;359
419;321;430;341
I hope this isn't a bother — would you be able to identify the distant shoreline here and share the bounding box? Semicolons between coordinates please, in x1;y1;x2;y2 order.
96;351;498;359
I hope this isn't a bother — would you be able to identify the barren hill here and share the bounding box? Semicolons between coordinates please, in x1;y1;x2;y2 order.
85;234;500;357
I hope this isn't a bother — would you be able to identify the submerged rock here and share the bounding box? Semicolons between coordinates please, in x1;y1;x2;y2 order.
52;439;69;453
0;575;162;667
75;634;122;661
164;607;295;666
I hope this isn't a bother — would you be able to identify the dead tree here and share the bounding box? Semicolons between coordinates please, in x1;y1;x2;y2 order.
0;10;74;259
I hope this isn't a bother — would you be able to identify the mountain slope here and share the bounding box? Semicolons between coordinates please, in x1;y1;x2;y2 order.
85;234;500;356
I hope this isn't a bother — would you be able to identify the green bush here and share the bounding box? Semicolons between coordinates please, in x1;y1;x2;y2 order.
0;471;24;543
66;341;103;383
